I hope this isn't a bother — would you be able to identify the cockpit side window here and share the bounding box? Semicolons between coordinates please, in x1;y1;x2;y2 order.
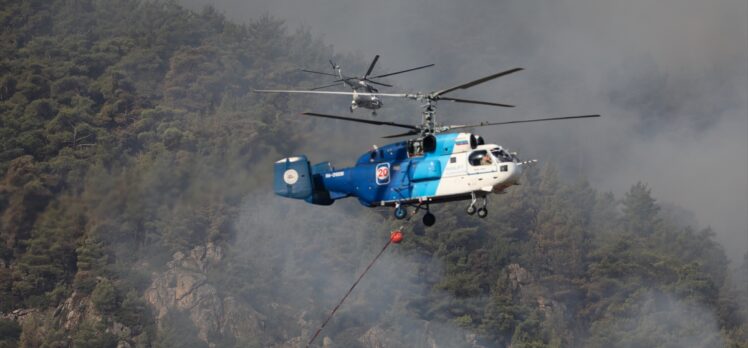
491;148;513;163
407;139;424;157
469;150;492;166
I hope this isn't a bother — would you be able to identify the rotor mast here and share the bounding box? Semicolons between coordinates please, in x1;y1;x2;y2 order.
421;100;437;135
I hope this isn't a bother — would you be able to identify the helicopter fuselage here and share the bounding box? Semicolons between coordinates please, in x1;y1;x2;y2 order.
274;132;524;212
350;88;383;111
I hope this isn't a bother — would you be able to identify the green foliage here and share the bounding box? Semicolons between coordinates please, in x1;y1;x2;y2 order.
622;182;660;235
404;167;742;347
91;278;118;314
72;321;117;348
0;0;743;347
0;319;21;344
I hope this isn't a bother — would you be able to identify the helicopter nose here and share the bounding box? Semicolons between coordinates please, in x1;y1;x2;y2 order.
507;162;522;184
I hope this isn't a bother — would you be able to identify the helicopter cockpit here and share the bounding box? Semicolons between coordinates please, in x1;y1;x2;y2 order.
468;150;494;166
491;147;514;163
407;135;436;158
407;139;424;157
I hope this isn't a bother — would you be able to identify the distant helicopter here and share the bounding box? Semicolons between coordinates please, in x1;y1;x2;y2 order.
272;68;599;226
255;55;433;115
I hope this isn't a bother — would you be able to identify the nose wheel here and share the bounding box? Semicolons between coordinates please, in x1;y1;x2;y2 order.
477;207;488;218
466;205;477;215
466;193;488;218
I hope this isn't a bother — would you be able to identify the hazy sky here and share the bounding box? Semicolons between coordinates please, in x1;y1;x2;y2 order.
180;0;747;260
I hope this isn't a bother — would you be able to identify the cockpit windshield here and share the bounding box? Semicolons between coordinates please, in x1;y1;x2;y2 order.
491;148;513;163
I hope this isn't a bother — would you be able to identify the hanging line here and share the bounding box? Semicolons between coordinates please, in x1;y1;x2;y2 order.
306;231;399;347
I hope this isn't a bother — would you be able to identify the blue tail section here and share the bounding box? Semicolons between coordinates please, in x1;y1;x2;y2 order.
274;156;335;205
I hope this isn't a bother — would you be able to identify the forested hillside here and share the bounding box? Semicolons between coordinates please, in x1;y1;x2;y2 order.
0;1;746;347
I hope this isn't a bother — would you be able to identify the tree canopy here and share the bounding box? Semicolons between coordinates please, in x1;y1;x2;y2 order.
0;1;745;347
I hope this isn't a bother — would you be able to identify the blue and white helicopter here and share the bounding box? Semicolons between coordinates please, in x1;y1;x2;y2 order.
271;68;599;226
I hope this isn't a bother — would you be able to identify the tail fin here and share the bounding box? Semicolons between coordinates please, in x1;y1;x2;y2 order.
274;156;334;205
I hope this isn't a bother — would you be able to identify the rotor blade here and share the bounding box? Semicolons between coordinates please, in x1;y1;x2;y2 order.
254;89;357;96
310;83;344;90
364;55;380;78
446;114;600;131
368;63;435;79
434;67;524;96
302;112;419;130
438;96;515;108
331;77;356;83
301;69;338;77
365;79;393;88
382;130;420;138
253;89;409;98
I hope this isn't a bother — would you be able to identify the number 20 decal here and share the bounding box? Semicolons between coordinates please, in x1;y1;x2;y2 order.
376;163;390;185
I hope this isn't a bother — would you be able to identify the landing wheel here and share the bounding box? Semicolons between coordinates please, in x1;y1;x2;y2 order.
349;105;355;112
466;205;477;215
394;206;407;220
372;111;377;116
477;207;488;218
422;212;436;227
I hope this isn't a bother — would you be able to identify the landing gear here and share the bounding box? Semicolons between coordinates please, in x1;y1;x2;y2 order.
467;193;488;218
477;207;488;218
466;205;476;215
394;205;407;220
422;212;436;226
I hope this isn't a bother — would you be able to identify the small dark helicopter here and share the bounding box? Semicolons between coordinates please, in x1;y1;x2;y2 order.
271;68;599;226
255;55;433;115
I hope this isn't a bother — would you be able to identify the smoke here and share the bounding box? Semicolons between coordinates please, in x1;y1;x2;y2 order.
233;193;482;346
182;0;747;261
584;290;726;348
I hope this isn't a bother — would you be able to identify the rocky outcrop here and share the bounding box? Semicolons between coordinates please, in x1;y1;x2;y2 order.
505;264;566;321
145;242;265;345
506;263;533;291
1;308;39;326
57;290;98;331
3;289;137;347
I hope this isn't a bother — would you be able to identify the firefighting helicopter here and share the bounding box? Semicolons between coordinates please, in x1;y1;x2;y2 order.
270;68;599;226
255;55;434;115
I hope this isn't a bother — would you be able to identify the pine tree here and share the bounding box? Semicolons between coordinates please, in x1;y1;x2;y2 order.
621;182;660;235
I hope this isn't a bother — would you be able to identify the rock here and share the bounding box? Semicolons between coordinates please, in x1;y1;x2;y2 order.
536;296;565;320
174;272;208;305
117;340;133;348
2;308;38;325
359;326;389;348
58;291;100;331
111;321;132;339
506;263;533;290
205;242;223;264
221;296;265;338
146;243;265;345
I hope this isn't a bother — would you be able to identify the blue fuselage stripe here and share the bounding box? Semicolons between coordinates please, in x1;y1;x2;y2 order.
318;133;459;206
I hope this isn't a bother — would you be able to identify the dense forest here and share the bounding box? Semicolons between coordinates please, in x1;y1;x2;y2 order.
0;0;746;347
